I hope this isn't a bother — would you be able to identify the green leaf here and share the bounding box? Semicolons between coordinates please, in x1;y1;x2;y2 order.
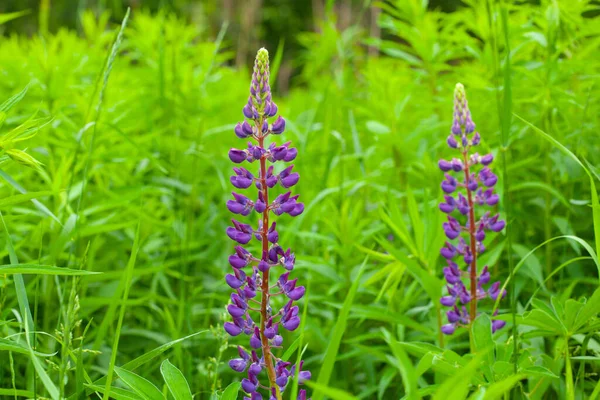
472;314;494;382
522;366;559;379
84;384;144;400
114;367;163;400
383;330;419;400
0;388;35;398
67;331;207;400
573;287;600;332
220;382;240;400
1;212;59;400
0;190;53;208
313;257;367;400
470;373;526;399
0;337;54;357
366;120;391;135
518;309;564;335
103;217;140;400
160;360;192;400
305;380;359;400
0;168;62;225
432;353;485;400
515;114;600;277
0;264;99;275
0;10;29;25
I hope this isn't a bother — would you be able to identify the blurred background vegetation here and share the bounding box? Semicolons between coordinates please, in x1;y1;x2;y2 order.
0;0;599;399
0;0;476;93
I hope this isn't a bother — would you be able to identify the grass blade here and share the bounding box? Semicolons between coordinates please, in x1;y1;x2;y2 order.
102;221;141;400
313;256;367;400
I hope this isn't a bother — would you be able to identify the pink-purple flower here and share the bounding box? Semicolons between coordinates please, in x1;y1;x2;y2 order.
224;48;310;400
438;83;507;335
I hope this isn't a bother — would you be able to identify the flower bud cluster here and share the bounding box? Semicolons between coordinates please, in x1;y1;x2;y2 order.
225;48;310;400
438;84;506;335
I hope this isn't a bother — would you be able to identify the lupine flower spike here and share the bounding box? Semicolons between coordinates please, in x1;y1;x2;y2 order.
225;48;310;400
438;83;507;335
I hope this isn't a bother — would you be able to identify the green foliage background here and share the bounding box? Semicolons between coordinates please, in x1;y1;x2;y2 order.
0;0;599;399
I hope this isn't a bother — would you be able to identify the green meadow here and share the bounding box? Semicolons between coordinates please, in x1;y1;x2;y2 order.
0;0;599;399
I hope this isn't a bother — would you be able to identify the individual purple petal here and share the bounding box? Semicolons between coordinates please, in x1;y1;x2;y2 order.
229;358;248;372
447;307;460;323
492;319;506;333
282;316;300;331
241;377;257;393
481;153;493;165
227;304;246;318
283;147;298;162
447;135;459;148
250;327;261;349
271;116;285;134
229;149;248;163
287;286;305;300
438;159;452;171
272;335;283;346
224;321;242;336
441;324;456;335
440;296;455;307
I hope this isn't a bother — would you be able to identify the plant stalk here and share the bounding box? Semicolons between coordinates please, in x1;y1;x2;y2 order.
463;152;478;324
258;128;281;399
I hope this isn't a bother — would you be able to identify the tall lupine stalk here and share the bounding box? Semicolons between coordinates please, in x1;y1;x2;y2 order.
224;48;310;400
438;83;507;339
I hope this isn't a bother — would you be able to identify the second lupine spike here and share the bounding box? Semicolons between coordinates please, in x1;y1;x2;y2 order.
225;48;311;400
438;83;507;336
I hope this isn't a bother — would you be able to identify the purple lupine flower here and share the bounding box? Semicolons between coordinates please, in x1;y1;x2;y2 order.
438;83;506;335
224;48;310;400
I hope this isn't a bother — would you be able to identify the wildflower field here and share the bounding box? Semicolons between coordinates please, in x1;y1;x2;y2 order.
0;0;599;399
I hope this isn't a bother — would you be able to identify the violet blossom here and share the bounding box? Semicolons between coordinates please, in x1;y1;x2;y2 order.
438;83;507;335
224;48;310;400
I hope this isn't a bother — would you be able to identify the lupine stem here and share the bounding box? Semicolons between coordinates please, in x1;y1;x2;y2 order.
463;152;478;323
439;83;506;339
258;132;281;399
225;48;309;399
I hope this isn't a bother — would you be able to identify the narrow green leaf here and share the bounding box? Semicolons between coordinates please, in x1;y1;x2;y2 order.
84;384;144;400
515;114;600;273
0;388;34;398
432;353;485;400
160;359;192;400
0;264;99;276
102;219;140;400
114;367;163;400
305;380;359;400
0;168;62;225
383;330;419;400
313;257;368;400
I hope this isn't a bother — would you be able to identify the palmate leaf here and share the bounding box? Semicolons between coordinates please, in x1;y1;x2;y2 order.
472;314;495;382
573;287;600;333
